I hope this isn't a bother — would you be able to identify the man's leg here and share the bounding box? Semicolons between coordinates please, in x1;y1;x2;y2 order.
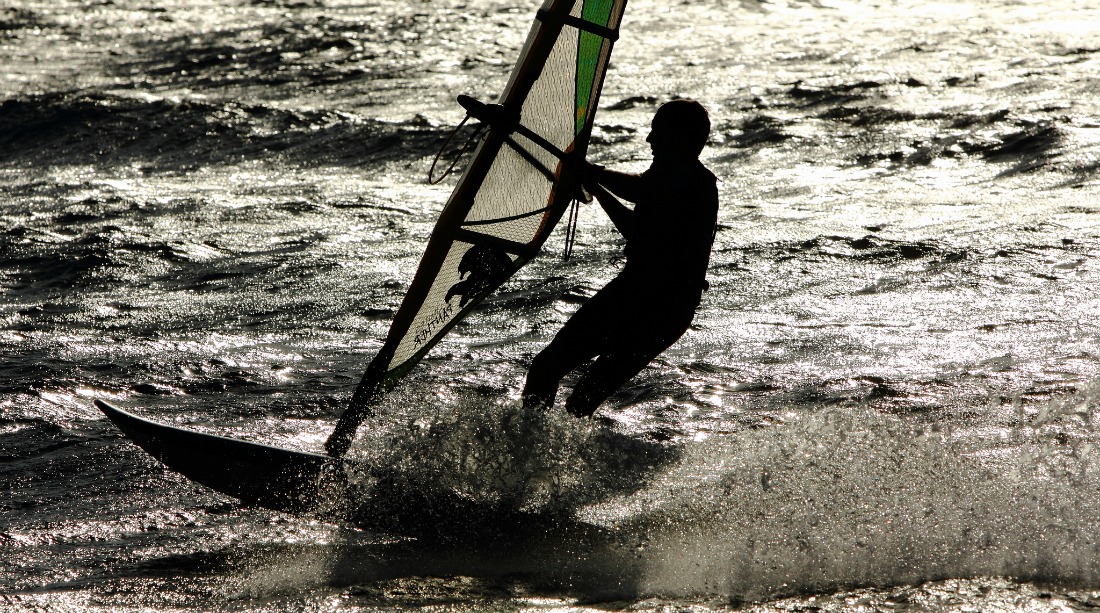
563;344;664;417
522;285;623;410
564;309;694;417
522;331;599;410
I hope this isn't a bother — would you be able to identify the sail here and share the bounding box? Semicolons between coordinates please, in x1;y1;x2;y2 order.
327;0;627;453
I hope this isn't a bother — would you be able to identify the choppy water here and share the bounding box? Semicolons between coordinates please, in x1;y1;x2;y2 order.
3;0;1100;610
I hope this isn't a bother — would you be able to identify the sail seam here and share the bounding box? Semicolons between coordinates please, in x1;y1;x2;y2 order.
461;205;553;227
453;228;539;258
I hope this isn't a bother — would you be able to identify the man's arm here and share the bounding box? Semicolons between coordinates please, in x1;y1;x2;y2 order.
588;182;633;238
591;167;646;204
564;158;641;238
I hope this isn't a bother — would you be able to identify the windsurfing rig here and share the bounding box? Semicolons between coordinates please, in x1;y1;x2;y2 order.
325;0;628;457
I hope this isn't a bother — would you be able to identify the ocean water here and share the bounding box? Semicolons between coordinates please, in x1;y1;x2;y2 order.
3;0;1100;610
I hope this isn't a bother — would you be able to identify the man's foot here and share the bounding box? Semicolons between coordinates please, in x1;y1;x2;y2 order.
565;401;596;418
521;392;554;412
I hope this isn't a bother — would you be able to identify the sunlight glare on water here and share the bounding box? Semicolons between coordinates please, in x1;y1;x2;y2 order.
2;0;1100;610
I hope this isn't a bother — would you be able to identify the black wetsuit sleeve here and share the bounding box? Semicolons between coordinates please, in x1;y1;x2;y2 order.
592;186;634;238
594;167;646;204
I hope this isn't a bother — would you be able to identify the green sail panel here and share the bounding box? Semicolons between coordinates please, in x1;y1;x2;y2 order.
575;0;616;135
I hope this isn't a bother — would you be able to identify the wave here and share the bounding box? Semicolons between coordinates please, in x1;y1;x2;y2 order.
113;8;460;92
623;386;1100;601
172;385;1100;604
0;6;63;38
0;92;473;170
850;118;1066;172
719;235;967;266
714;74;1093;178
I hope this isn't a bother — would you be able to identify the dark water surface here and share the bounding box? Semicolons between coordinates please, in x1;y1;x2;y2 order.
3;0;1100;610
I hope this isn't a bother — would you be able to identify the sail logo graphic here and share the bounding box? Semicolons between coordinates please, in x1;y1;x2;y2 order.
411;245;514;348
412;301;455;347
446;245;514;307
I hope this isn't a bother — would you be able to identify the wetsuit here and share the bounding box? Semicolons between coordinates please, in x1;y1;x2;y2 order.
523;156;719;417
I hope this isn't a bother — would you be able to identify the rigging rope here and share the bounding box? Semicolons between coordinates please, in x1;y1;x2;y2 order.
428;114;486;185
428;107;589;261
563;197;581;261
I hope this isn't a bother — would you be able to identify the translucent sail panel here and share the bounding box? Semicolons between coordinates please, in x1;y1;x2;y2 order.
464;0;625;231
575;0;622;133
378;0;627;384
386;239;513;373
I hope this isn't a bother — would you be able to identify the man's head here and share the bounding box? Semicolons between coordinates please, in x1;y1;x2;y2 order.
646;99;711;161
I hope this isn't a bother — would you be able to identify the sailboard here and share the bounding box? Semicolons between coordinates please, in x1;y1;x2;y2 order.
327;0;629;455
95;400;612;543
95;399;350;516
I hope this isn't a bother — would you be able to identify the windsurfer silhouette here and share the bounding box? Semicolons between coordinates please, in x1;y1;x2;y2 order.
522;99;718;417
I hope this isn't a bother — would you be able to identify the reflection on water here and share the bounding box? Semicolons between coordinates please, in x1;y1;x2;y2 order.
2;0;1100;609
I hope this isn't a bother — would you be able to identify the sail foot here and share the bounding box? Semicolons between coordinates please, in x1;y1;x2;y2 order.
325;377;380;457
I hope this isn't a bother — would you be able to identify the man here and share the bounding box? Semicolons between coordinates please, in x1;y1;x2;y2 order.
522;99;719;417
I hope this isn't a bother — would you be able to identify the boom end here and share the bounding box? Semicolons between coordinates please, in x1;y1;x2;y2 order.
457;95;519;130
